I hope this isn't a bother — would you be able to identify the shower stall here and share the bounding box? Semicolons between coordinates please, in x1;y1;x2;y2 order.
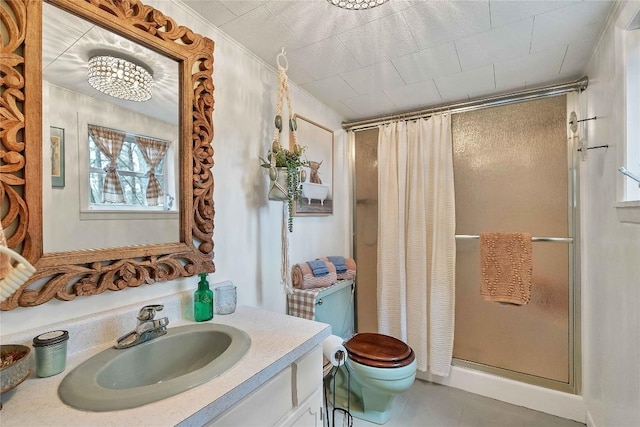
350;89;580;393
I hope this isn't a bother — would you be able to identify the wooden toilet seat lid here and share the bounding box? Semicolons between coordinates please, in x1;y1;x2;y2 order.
345;333;415;368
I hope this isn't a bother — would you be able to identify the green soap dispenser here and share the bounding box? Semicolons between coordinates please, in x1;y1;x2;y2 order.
194;273;213;321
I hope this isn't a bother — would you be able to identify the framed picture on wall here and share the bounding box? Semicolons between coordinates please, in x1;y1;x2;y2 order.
291;115;334;216
50;126;65;188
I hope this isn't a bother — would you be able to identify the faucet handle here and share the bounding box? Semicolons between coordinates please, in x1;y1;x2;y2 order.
137;304;164;321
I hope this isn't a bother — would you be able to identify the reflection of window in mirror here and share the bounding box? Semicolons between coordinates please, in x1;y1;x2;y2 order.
87;124;174;211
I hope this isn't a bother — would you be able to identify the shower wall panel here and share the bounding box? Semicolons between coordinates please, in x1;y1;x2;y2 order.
452;96;570;383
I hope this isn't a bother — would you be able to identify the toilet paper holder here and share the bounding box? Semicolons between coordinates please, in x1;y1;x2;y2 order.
324;350;353;427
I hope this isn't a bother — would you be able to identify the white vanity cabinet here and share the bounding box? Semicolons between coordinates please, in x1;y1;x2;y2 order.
207;345;324;427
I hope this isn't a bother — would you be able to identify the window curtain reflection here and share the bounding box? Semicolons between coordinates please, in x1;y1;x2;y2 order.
377;114;456;376
88;125;126;203
134;136;170;206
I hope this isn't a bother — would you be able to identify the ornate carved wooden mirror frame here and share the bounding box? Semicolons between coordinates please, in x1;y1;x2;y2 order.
0;0;215;310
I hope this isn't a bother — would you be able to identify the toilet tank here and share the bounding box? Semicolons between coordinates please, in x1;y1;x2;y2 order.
313;279;355;340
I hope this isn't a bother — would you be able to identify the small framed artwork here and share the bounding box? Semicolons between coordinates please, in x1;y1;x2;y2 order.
291;115;334;216
50;126;65;188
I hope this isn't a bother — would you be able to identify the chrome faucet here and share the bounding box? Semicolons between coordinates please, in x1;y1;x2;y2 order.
114;304;169;349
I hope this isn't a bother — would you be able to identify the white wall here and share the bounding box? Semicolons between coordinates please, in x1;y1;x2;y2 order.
580;2;640;426
0;0;350;336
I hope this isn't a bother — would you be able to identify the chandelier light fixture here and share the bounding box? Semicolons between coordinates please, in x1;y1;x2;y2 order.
87;55;154;102
327;0;388;10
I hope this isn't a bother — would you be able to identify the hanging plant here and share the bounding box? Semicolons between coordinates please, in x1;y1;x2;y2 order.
260;122;308;232
260;48;307;233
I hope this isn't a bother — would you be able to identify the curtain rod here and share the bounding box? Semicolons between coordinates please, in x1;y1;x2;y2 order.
342;76;588;131
88;123;173;144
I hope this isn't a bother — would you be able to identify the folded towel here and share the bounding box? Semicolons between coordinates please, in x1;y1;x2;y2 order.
480;232;532;305
327;256;347;273
292;262;337;289
287;287;326;320
320;257;357;281
307;260;329;277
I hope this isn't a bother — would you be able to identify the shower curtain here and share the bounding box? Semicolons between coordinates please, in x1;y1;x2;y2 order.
377;114;456;376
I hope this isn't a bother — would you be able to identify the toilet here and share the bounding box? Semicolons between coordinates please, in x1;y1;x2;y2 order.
312;280;417;425
331;332;417;424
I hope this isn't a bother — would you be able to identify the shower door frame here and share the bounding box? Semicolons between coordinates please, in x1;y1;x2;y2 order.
450;94;581;394
348;81;584;395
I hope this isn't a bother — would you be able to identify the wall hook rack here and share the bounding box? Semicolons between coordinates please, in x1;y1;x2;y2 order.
577;144;608;152
575;116;597;123
568;111;597;134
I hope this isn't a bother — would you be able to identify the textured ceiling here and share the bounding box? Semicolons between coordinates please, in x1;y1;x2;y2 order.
183;0;615;121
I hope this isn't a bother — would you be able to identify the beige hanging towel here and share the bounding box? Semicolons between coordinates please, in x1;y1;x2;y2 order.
480;232;533;305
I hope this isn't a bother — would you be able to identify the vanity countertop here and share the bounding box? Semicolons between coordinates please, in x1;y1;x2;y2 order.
0;305;330;426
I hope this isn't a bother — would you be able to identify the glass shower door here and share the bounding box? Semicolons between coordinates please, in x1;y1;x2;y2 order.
452;96;575;390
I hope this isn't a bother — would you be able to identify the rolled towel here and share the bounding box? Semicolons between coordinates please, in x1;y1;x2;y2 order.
292;262;337;289
291;264;306;288
307;259;329;276
320;257;357;281
344;257;356;272
327;256;347;273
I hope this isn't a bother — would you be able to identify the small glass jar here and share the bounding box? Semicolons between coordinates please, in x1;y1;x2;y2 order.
32;330;69;378
214;284;237;315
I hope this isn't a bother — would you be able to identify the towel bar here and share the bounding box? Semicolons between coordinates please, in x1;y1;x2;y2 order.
455;234;573;243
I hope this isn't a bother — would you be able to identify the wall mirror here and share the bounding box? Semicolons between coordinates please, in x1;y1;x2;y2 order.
0;0;215;310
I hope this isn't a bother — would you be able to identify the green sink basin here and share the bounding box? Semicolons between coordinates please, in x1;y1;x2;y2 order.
58;323;251;412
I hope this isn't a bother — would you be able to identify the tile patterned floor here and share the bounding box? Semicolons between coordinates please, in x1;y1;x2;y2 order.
326;379;585;427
